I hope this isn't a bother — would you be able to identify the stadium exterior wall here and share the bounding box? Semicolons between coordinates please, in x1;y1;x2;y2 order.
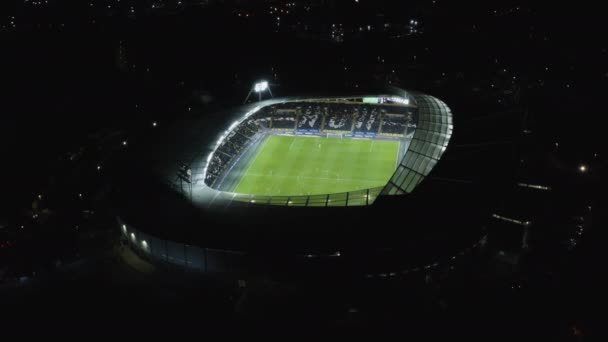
117;216;488;278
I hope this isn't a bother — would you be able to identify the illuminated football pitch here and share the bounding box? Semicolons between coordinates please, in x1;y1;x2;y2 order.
233;135;399;196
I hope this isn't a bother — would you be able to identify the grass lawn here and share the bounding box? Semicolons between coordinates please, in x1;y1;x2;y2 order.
233;135;399;196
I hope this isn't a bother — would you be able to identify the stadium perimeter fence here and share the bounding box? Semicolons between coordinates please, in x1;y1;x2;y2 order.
216;186;384;207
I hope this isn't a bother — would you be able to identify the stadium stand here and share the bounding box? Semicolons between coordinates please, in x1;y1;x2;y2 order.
381;114;408;135
271;107;297;129
354;105;382;133
325;104;354;131
204;115;265;186
297;105;323;131
251;106;272;128
205;154;225;184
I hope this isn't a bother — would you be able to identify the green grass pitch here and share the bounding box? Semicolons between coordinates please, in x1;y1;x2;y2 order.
233;135;400;196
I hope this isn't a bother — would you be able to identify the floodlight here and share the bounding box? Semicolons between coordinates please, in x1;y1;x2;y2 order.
254;81;269;92
245;82;272;103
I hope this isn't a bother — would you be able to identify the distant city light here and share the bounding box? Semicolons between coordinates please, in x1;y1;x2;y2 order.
122;140;127;146
152;121;157;127
579;165;587;173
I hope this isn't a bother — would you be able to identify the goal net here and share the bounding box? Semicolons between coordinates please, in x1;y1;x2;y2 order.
326;132;343;139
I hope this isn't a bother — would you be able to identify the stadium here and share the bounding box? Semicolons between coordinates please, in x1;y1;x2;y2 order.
114;86;512;278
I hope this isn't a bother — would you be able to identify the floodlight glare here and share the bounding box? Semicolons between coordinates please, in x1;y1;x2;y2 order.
254;81;269;92
245;84;272;103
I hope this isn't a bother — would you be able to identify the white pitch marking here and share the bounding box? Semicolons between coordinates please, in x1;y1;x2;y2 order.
288;136;297;150
233;135;268;191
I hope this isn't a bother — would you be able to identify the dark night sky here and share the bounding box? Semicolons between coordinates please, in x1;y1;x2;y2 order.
0;2;606;338
1;0;606;209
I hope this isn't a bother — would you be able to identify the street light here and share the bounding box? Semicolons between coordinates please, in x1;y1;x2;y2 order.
579;164;587;173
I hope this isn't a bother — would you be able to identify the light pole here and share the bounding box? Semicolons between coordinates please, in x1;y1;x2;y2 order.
244;81;273;104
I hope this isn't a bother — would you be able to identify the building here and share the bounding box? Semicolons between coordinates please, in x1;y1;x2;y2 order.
114;86;513;279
